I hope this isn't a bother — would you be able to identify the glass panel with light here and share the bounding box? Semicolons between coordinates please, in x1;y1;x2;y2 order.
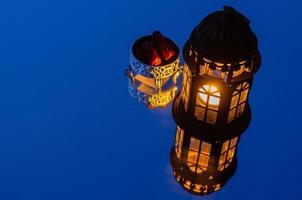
227;82;250;123
187;137;211;174
218;137;238;171
195;85;220;124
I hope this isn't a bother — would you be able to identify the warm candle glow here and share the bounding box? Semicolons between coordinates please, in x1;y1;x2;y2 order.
199;85;220;106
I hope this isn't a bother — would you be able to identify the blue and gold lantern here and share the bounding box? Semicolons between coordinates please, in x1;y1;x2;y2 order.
126;33;181;109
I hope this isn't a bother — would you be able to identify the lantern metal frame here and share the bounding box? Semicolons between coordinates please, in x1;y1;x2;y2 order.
169;120;249;195
170;6;261;196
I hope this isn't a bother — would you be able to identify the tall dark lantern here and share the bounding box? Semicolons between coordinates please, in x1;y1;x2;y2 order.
170;6;261;195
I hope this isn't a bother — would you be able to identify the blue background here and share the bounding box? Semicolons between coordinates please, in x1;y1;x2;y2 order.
0;0;301;199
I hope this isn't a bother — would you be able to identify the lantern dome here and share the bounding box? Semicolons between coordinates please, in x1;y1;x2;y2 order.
184;6;258;64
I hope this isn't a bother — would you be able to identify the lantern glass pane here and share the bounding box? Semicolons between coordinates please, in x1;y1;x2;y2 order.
208;96;220;109
188;151;198;163
190;137;200;151
225;163;230;168
227;147;236;161
218;165;224;171
221;140;229;153
195;84;220;124
136;83;154;95
228;109;236;123
239;89;249;104
196;168;203;173
210;86;219;93
219;152;227;168
197;93;208;106
206;110;217;124
219;137;238;171
200;142;211;155
242;82;249;89
198;154;210;167
230;137;238;147
195;106;205;121
227;82;250;123
189;165;196;172
230;94;239;109
187;139;211;174
175;126;184;158
237;103;245;117
202;85;210;92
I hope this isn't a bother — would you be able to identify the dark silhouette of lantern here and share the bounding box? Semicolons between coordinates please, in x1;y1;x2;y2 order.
170;6;261;195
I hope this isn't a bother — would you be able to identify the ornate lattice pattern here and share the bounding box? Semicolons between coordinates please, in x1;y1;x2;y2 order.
130;53;180;88
128;81;177;108
148;87;177;107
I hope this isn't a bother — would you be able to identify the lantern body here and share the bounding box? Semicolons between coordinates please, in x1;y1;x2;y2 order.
171;6;260;195
178;6;261;126
127;36;181;108
181;44;260;126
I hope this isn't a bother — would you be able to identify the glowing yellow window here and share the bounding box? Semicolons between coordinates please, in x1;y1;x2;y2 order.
175;126;184;158
187;137;211;174
218;137;238;171
228;82;249;123
195;85;220;124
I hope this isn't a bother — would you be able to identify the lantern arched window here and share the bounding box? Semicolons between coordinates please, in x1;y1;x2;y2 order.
181;64;192;111
175;126;184;158
187;137;211;173
218;137;238;171
195;85;221;124
228;82;250;123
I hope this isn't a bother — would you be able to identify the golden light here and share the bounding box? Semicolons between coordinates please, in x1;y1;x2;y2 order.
199;85;220;106
170;6;260;196
126;33;181;108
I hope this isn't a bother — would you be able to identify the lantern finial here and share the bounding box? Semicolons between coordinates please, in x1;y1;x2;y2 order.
223;5;235;14
222;5;250;24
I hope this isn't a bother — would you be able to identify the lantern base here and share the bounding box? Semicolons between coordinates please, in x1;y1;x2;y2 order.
170;148;237;196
